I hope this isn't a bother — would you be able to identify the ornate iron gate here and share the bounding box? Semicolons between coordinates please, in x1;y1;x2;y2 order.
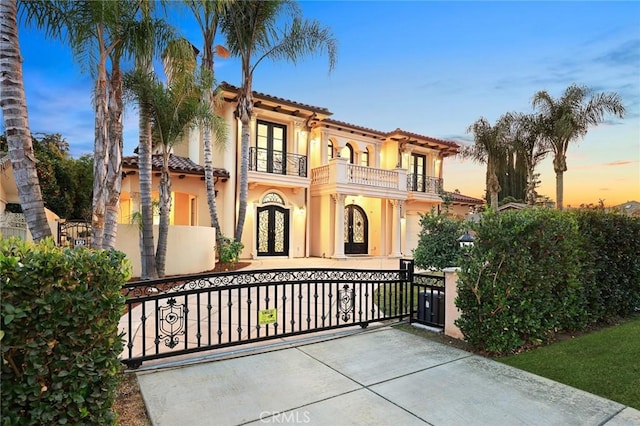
120;259;444;368
58;221;92;248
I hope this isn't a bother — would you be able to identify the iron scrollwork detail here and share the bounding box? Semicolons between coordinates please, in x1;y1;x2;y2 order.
338;284;355;322
158;298;185;349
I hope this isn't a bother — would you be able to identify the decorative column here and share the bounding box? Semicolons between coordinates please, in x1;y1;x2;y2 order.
332;193;346;259
390;199;402;257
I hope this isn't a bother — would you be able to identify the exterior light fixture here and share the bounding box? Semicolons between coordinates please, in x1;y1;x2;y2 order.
458;231;475;249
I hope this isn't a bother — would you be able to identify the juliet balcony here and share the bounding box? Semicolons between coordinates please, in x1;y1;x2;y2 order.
248;147;310;189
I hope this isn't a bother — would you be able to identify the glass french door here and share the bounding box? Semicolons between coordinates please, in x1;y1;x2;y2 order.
257;205;289;256
344;205;368;255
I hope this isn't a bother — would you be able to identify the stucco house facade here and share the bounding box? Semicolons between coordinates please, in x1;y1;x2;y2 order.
127;83;482;262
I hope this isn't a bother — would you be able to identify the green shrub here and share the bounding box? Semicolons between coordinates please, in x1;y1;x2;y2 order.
217;236;244;266
573;210;640;322
1;238;130;425
455;209;587;354
413;209;466;270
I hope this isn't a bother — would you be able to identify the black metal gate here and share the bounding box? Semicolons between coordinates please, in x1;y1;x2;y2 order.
58;220;92;248
120;259;444;368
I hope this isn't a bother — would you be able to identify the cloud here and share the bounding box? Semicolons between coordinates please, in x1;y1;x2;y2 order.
602;160;638;167
595;39;640;68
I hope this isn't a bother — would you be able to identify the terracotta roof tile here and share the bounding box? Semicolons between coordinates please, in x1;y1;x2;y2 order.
444;191;484;205
122;154;230;178
219;82;332;115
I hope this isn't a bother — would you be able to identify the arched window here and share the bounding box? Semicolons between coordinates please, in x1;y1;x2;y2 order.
361;149;369;167
327;141;334;161
262;192;284;205
342;143;355;164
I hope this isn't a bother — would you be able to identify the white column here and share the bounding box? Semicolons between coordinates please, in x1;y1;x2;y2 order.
332;193;346;259
390;200;402;257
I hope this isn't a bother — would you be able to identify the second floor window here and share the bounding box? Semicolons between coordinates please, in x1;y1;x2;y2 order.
255;120;286;174
361;150;369;167
409;153;426;191
328;141;334;161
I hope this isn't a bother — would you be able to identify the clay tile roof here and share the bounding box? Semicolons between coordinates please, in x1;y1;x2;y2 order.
443;191;484;205
387;128;460;150
219;82;332;115
122;154;230;178
318;118;388;137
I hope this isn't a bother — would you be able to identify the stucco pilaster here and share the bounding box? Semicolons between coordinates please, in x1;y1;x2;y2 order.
331;193;346;259
390;199;402;257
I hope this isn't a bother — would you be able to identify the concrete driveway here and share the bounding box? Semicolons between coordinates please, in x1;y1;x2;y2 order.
135;326;640;426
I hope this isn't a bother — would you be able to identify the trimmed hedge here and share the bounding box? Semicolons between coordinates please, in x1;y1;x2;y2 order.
574;209;640;322
1;238;130;425
455;208;640;355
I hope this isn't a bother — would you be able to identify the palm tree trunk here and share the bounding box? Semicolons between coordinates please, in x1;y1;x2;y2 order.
555;170;564;211
138;103;157;279
103;62;123;249
234;90;252;242
203;88;222;241
92;30;109;248
0;0;51;241
553;153;567;210
155;151;171;277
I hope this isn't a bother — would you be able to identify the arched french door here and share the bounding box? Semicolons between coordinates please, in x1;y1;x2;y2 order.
257;204;289;256
344;204;368;255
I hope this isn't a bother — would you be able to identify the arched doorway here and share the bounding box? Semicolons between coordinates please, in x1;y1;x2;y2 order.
344;204;368;254
256;193;289;256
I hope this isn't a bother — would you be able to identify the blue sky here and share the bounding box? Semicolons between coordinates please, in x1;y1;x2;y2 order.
11;1;640;206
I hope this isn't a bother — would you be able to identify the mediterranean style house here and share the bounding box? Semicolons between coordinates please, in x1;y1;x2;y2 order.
118;83;482;267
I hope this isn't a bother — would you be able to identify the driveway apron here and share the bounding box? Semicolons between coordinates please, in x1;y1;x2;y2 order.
135;327;639;426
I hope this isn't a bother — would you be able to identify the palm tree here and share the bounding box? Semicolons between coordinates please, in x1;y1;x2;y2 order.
0;0;53;241
462;116;511;211
509;113;549;205
532;84;625;210
128;5;176;278
185;0;230;242
221;0;337;242
125;40;225;276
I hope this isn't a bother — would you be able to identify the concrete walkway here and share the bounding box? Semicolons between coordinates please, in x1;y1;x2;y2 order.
134;258;640;425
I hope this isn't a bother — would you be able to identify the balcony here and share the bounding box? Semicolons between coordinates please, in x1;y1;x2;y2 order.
310;158;442;200
249;147;307;177
407;173;442;194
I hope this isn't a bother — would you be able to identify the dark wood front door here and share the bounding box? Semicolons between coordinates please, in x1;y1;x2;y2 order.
257;205;289;256
344;205;368;255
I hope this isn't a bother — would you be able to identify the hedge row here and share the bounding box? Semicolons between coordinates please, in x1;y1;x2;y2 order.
455;209;640;355
1;238;130;425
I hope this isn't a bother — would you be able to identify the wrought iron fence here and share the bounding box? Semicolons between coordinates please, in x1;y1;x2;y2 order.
120;261;419;368
410;272;446;328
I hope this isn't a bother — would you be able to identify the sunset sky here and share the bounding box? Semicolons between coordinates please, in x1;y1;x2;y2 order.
11;1;640;207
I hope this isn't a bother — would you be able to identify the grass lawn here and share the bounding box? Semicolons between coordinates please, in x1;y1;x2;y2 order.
496;316;640;410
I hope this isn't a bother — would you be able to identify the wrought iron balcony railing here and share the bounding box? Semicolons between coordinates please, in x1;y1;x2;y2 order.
249;147;307;178
407;173;442;193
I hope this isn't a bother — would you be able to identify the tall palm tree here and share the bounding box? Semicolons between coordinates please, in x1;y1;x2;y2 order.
185;0;230;242
128;5;176;278
463;116;510;211
509;112;549;205
0;0;53;241
125;40;225;276
532;84;625;210
221;0;337;242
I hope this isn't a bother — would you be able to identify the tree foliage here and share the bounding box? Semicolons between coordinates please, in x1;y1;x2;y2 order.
31;134;93;220
412;208;466;271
